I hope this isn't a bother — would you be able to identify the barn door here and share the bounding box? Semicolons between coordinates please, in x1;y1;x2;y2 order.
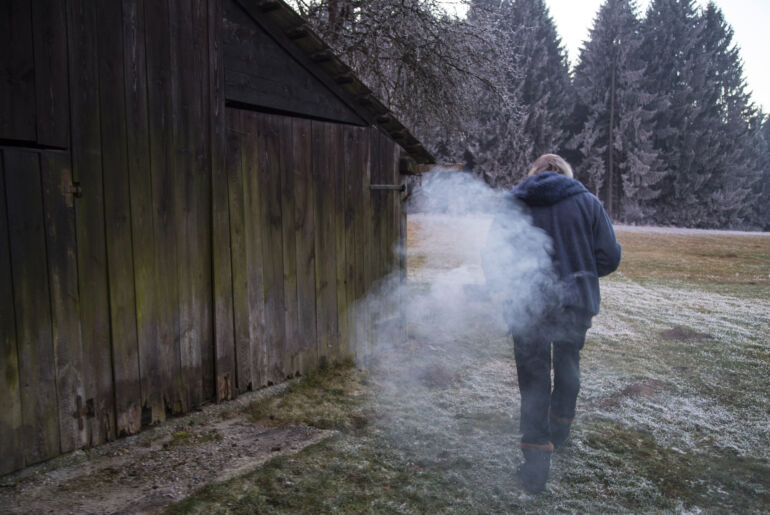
0;148;86;474
218;108;324;397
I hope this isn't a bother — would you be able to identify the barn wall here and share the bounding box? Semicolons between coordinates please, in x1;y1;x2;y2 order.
0;0;406;475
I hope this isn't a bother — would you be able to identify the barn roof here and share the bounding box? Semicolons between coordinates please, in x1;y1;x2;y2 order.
238;0;435;164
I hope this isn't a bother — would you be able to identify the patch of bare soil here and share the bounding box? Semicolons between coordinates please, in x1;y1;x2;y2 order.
659;326;712;341
597;379;666;408
0;383;333;514
415;363;461;388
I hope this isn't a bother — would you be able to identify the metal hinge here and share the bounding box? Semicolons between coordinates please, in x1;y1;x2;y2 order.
64;182;83;198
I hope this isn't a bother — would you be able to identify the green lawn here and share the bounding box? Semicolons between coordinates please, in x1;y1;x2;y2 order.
167;221;770;513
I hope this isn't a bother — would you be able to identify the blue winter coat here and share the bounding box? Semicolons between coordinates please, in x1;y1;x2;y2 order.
512;171;621;319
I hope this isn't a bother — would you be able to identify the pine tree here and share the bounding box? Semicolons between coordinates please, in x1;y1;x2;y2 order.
570;0;665;222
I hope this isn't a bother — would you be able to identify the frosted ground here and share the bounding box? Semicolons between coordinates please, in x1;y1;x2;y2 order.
167;213;769;513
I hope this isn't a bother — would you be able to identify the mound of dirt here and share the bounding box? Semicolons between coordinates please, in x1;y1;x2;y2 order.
659;326;712;341
415;363;460;388
597;379;666;409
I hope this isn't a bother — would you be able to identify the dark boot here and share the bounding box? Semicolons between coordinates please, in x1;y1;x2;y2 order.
549;410;574;449
516;444;553;494
550;420;570;449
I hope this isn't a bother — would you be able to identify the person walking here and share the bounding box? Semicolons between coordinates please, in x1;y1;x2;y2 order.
492;154;622;494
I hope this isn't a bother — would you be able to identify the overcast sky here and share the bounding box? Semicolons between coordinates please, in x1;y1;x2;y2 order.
546;0;770;112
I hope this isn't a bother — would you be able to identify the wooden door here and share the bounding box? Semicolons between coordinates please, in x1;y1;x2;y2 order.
0;148;86;474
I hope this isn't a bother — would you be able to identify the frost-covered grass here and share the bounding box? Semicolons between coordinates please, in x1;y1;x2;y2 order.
167;219;770;513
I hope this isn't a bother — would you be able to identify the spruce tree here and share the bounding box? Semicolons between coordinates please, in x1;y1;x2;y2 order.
639;0;760;227
694;2;762;228
757;116;770;230
570;0;664;222
638;0;703;225
459;0;572;187
457;0;530;187
508;0;573;170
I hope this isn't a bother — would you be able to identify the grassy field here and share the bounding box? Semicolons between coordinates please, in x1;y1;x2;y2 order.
167;218;770;513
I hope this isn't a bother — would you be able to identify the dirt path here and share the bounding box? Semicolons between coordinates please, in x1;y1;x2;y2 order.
0;383;333;514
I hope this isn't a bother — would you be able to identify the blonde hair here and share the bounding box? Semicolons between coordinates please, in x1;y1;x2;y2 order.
527;153;573;178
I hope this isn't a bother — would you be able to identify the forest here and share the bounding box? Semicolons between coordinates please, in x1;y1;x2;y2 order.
292;0;770;230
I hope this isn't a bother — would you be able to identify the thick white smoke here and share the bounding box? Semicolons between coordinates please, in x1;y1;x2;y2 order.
353;168;557;358
343;169;564;500
344;169;562;499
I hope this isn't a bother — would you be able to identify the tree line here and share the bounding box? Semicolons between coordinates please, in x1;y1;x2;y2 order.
294;0;769;230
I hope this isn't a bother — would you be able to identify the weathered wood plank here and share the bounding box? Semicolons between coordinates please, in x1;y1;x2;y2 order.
388;142;407;342
385;133;399;276
122;0;164;425
369;130;385;287
0;151;24;474
292;118;318;374
210;0;235;402
357;127;373;358
171;0;208;409
337;124;351;361
312;120;338;367
343;126;358;359
397;151;407;284
144;0;184;415
367;130;388;357
373;132;401;338
280;116;300;377
189;0;214;407
68;0;115;445
97;0;142;437
0;0;35;141
225;109;252;393
240;110;267;388
40;153;88;454
4;149;59;465
354;126;372;358
258;113;287;384
31;0;69;148
360;130;373;287
0;3;9;140
396;148;408;342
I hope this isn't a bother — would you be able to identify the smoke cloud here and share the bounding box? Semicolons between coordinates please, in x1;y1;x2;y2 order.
354;168;557;359
345;169;559;496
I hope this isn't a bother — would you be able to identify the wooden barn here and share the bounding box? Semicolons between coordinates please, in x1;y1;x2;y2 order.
0;0;433;475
